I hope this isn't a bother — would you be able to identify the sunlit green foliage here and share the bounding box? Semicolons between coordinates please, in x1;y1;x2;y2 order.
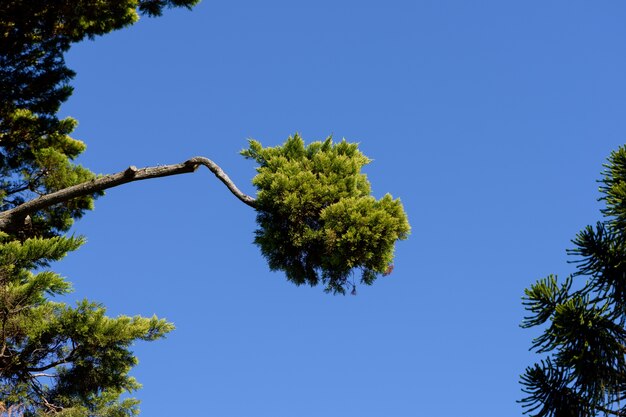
521;145;626;417
242;135;410;294
0;234;174;416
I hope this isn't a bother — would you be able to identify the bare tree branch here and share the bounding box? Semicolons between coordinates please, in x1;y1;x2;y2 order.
0;157;257;232
25;346;77;372
29;372;56;378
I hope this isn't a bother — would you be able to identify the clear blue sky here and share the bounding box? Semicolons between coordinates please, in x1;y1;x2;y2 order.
55;1;626;416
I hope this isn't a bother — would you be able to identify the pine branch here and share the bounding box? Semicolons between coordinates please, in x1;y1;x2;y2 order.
0;157;257;232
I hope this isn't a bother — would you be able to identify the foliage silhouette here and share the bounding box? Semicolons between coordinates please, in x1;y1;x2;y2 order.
521;146;626;417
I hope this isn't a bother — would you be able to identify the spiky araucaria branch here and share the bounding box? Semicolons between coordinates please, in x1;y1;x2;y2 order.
0;157;256;233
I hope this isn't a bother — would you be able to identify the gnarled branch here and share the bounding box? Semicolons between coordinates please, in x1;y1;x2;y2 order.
0;156;256;232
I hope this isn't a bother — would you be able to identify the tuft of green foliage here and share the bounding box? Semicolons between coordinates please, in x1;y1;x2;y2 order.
520;145;626;417
242;134;410;294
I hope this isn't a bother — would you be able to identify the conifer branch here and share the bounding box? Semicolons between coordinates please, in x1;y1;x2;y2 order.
0;157;257;232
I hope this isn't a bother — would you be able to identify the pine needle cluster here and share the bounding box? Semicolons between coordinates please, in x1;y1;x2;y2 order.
521;146;626;417
242;135;410;294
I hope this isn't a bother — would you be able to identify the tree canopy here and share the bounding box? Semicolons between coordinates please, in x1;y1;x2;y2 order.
521;146;626;417
0;1;410;415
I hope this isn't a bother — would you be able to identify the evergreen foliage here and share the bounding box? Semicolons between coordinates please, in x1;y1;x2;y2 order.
521;146;626;417
0;234;173;416
0;0;198;238
242;135;410;294
1;1;197;415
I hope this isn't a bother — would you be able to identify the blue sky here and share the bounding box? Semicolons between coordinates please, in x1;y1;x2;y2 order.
54;1;626;416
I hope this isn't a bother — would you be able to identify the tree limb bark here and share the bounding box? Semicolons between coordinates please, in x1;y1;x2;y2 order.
0;157;256;232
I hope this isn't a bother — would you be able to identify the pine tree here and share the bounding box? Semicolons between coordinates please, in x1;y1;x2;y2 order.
0;2;410;415
521;146;626;417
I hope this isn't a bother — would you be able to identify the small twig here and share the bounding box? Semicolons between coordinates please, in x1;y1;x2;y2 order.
29;372;57;378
